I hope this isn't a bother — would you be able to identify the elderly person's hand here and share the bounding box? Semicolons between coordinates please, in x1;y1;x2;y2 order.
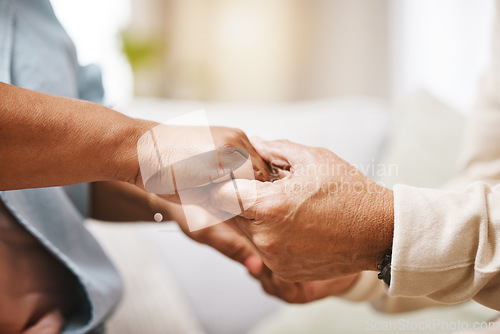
166;198;361;304
211;139;394;282
254;265;361;303
169;200;361;304
168;199;361;304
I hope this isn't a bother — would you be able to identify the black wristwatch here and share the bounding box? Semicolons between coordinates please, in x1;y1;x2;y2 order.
377;251;392;286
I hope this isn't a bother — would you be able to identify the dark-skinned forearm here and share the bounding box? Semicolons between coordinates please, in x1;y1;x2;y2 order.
0;83;154;190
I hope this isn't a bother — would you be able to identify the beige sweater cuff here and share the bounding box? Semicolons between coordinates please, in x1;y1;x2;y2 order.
340;271;387;302
388;182;500;311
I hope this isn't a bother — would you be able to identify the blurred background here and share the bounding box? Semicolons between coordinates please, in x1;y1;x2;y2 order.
51;0;494;111
50;1;499;333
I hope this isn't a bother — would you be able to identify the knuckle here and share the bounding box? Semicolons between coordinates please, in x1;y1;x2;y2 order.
260;282;275;296
235;128;246;137
274;272;292;284
218;127;246;146
280;288;306;304
253;234;279;255
276;267;303;283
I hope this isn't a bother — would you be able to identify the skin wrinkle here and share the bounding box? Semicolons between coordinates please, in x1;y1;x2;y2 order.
0;83;149;190
231;171;245;213
216;147;224;178
278;181;355;279
217;138;394;283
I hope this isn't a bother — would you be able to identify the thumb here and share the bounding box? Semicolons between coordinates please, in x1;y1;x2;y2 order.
210;179;270;219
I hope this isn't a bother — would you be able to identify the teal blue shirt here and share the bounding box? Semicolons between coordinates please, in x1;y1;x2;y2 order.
0;0;122;332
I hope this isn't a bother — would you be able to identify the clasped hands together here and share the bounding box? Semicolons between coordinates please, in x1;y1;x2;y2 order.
147;126;394;304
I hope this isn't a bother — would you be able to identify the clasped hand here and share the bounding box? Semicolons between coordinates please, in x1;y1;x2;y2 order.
148;127;394;303
210;138;394;283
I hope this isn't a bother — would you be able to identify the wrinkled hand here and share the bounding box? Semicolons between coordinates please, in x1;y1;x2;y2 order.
161;196;361;304
164;199;360;304
211;139;394;282
255;267;361;304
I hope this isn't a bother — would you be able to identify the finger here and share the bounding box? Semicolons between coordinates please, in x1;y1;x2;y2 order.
188;203;239;231
141;145;252;195
216;144;271;186
174;147;249;190
251;138;311;168
244;254;264;276
223;219;267;278
269;275;304;303
209;179;272;219
206;228;259;265
251;138;290;169
158;193;182;204
163;184;212;205
22;309;64;334
255;266;304;303
175;205;260;266
255;265;279;297
217;146;252;180
270;168;291;182
245;143;272;182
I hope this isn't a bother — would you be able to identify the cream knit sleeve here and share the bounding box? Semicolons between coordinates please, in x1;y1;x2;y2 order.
340;1;500;312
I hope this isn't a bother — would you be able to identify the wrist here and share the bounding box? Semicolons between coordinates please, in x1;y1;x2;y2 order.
361;187;394;271
105;114;157;185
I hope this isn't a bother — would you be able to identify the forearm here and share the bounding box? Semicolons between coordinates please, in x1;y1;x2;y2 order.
0;82;153;190
91;181;171;222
